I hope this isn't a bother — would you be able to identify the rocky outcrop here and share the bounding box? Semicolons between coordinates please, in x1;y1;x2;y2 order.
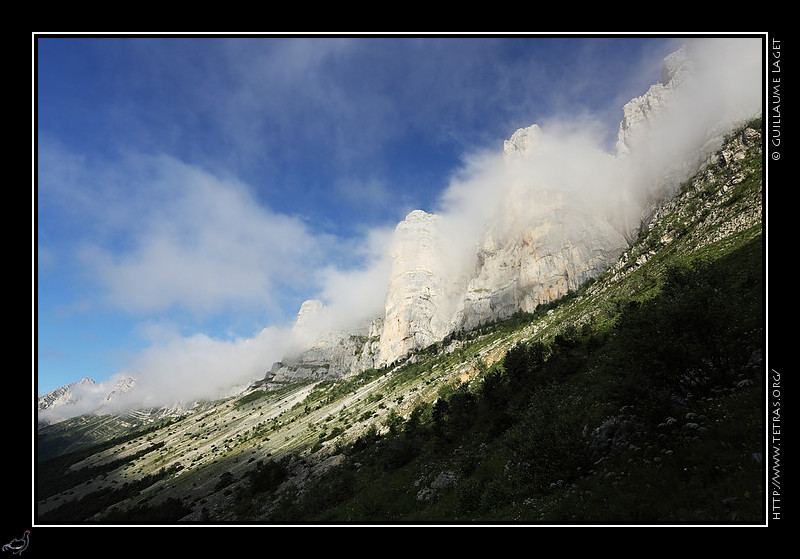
377;210;466;366
455;124;629;331
269;300;382;383
615;46;691;159
504;123;541;160
270;41;762;382
457;212;628;331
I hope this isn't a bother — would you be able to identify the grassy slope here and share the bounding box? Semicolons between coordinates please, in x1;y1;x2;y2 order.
35;120;765;525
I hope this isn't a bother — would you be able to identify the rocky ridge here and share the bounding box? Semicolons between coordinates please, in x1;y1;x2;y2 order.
614;46;691;159
37;377;98;415
272;42;751;381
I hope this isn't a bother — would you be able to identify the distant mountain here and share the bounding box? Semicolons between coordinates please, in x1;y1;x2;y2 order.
37;377;97;414
38;375;138;425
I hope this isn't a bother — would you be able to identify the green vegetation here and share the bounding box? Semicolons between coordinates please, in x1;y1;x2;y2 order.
37;416;183;500
37;441;165;501
254;235;762;523
234;390;268;408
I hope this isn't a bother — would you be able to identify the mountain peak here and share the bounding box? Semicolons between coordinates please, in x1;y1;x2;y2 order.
402;209;434;222
295;299;326;329
503;123;541;161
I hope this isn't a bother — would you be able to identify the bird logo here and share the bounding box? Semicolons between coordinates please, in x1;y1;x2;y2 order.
2;531;29;555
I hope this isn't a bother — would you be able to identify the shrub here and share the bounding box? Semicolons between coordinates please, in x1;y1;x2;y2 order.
614;256;750;400
248;458;289;494
214;471;235;492
502;384;593;492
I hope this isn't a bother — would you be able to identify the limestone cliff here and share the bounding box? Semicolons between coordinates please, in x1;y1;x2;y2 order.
271;40;761;381
615;46;691;159
614;40;760;233
454;124;630;332
378;210;466;365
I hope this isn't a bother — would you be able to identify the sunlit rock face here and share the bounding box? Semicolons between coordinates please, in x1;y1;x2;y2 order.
376;122;631;360
377;210;465;366
504;123;541;160
458;207;628;331
278;40;763;378
455;125;630;332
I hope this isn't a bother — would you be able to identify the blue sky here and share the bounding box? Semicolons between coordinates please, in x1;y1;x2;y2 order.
36;34;702;399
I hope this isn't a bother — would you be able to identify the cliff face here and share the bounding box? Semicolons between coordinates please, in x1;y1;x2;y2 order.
370;47;706;365
378;210;465;365
270;299;383;382
615;46;691;159
454;124;630;333
294;124;632;370
268;40;762;382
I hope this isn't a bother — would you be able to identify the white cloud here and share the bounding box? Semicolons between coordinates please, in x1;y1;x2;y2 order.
39;326;293;416
39;150;328;317
117;326;291;408
315;224;395;328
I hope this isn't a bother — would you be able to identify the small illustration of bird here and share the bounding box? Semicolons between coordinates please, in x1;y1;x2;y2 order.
2;531;29;555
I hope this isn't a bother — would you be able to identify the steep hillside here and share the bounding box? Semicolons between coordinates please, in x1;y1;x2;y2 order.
36;118;764;524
